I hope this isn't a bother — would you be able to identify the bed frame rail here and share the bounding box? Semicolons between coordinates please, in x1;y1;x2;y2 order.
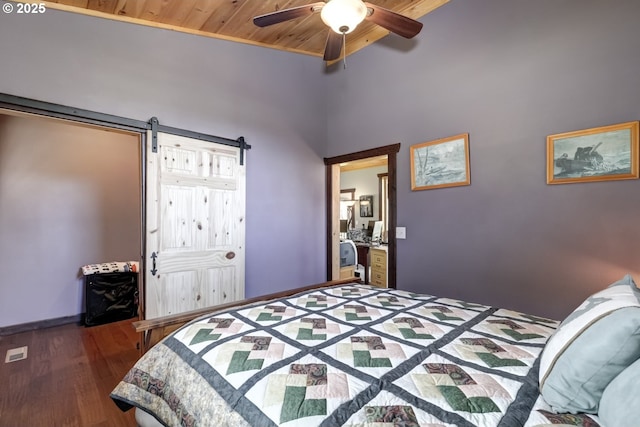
133;278;357;353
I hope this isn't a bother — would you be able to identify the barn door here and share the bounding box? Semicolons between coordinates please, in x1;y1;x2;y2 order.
145;131;245;319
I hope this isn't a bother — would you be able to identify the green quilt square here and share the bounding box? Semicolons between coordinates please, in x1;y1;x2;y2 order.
433;312;463;322
353;350;392;368
227;350;264;375
280;386;327;423
476;352;526;367
398;328;434;340
256;313;283;322
297;328;327;341
438;385;500;413
345;313;371;321
189;329;221;345
500;329;543;341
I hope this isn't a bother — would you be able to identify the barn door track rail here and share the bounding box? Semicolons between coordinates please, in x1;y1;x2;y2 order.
149;117;250;165
0;94;250;166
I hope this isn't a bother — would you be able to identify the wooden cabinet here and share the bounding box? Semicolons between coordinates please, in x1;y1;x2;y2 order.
369;246;388;288
339;265;355;279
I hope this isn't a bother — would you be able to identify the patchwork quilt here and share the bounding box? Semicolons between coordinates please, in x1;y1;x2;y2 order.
111;284;603;427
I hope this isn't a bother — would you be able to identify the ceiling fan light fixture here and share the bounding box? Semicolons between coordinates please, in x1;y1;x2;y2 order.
321;0;367;34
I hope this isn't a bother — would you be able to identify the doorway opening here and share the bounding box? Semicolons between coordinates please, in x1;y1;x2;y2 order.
0;109;143;332
325;144;400;288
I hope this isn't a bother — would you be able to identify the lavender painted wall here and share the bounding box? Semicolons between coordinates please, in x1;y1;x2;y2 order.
326;0;640;319
0;8;328;320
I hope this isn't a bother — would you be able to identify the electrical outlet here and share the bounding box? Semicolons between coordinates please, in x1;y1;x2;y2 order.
396;227;406;239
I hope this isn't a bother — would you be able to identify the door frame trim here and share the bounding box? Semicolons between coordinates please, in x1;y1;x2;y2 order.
324;143;400;288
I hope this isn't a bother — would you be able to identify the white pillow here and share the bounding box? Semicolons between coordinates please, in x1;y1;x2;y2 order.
538;275;640;413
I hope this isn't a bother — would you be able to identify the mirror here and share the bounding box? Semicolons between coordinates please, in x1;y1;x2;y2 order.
340;188;356;231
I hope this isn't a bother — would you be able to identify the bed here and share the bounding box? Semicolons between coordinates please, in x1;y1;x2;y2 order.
111;276;640;427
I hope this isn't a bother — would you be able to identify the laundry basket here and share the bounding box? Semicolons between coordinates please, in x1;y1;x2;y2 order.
81;261;139;326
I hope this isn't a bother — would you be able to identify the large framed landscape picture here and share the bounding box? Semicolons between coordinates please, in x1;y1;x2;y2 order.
547;121;639;184
410;133;471;191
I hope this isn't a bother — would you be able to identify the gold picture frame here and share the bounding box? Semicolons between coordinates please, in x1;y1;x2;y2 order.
547;121;639;184
410;133;471;191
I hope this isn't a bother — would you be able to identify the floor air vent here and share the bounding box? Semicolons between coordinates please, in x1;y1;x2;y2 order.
5;346;28;363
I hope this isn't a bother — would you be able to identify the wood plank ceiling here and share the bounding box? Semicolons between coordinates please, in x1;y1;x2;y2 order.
40;0;449;61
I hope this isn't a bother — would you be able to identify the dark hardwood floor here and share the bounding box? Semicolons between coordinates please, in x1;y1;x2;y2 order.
0;320;139;427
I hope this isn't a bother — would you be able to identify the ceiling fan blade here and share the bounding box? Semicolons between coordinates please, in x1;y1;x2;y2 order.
363;2;423;39
253;2;325;27
324;31;343;61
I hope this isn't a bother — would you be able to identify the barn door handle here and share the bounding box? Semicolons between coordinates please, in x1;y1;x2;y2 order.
151;252;157;276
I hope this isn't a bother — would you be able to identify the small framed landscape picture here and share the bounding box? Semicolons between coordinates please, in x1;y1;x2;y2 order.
410;133;471;191
546;121;639;185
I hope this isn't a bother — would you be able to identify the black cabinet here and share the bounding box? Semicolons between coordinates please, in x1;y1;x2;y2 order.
84;272;138;326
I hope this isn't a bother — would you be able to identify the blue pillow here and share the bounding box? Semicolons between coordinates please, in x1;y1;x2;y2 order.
598;357;640;426
539;275;640;413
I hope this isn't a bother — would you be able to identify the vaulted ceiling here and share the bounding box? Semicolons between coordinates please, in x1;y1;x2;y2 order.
40;0;449;61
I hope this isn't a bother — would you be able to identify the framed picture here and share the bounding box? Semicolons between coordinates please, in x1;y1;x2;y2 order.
410;133;471;191
547;121;639;184
359;195;373;217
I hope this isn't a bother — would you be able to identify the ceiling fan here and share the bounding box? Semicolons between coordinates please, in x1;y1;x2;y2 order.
253;0;424;62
